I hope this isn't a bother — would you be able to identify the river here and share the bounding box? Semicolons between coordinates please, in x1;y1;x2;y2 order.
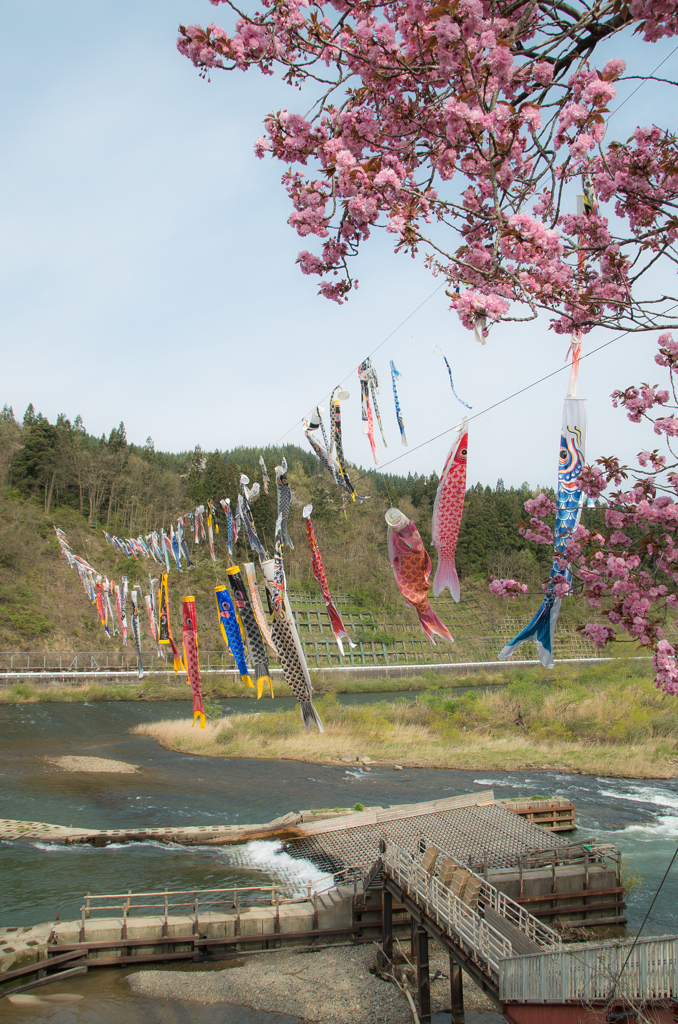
1;692;677;938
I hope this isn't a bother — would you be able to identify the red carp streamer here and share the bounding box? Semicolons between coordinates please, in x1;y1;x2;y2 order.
303;505;355;656
182;596;205;728
95;579;109;636
386;508;453;645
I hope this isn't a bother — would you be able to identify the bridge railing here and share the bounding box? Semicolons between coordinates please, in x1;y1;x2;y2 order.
383;840;514;977
499;935;678;1004
415;835;560;952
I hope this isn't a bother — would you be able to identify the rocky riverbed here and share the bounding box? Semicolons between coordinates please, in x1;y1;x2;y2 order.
127;944;502;1024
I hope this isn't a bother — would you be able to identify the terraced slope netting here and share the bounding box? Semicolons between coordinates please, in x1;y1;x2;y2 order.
284;802;571;874
287;591;604;667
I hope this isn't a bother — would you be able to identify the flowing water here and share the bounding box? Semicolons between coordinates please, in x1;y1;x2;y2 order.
0;693;676;1023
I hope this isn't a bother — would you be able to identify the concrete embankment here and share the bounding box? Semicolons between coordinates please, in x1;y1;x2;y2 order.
0;883;359;977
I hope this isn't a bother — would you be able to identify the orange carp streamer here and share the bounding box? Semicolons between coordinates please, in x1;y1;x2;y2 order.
386;508;453;645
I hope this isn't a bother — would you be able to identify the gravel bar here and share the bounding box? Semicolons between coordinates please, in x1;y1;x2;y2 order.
127;944;501;1024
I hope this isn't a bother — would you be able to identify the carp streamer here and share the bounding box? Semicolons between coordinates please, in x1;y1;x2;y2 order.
215;584;253;689
158;573;185;673
389;360;408;447
227;566;273;699
303;505;355;656
440;350;472;410
358;357;387;463
182;596;205;728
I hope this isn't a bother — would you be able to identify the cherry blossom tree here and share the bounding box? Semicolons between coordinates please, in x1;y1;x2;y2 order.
179;0;677;338
178;1;678;688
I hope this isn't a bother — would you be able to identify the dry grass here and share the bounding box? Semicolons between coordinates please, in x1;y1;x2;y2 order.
131;661;678;778
132;707;678;779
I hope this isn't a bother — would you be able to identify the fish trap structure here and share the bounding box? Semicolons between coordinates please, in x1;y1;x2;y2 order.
281;793;626;934
283;793;573;873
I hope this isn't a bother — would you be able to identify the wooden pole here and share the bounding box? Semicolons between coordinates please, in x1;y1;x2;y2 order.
382;889;393;962
416;927;431;1024
450;957;465;1023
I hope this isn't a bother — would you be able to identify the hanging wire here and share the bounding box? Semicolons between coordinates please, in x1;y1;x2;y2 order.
608;846;678;1001
606;43;678;123
274;281;446;446
351;306;678;487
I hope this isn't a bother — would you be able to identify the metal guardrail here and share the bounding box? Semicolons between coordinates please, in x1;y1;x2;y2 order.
0;651;249;673
80;867;362;922
383;839;560;979
483;841;622;892
499;935;678;1003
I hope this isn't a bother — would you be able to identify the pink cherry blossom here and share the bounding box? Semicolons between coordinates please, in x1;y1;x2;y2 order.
489;578;529;598
179;0;678;336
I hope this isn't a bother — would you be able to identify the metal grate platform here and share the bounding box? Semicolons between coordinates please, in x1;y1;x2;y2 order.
285;799;571;874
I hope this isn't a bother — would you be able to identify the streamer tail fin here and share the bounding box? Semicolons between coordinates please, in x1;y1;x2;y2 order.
417;605;454;644
433;555;460;602
498;594;561;669
299;699;324;733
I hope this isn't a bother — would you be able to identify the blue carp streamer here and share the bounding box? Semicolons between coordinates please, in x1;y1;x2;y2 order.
443;355;472;410
498;398;587;669
389;361;408;446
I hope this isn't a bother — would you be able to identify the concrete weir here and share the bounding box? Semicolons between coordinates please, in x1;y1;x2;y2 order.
1;792;626;935
1;791;626;986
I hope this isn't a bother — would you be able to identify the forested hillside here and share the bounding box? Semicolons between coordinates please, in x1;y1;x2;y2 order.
0;404;602;651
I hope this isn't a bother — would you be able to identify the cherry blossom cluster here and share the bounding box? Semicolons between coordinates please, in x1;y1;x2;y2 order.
488;578;529;598
179;1;678;336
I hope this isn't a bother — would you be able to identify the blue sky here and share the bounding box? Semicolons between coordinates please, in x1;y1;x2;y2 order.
1;1;677;488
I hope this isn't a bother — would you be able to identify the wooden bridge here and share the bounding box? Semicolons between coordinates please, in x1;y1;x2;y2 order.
379;836;677;1023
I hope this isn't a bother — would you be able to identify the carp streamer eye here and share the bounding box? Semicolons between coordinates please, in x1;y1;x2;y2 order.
560;448;568;461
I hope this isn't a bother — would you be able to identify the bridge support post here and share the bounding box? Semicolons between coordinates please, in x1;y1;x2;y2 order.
416;927;431;1024
382;889;393;961
450;957;465;1023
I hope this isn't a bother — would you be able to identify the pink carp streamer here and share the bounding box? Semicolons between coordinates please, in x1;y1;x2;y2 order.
303;506;355;656
431;418;468;602
566;331;582;399
182;596;205;728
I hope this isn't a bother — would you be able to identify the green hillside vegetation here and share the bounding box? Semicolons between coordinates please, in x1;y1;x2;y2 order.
0;403;606;652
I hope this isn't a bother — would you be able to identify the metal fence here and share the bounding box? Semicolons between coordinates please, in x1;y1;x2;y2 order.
81;868;358;921
498;935;678;1003
0;586;628;673
77;867;362;941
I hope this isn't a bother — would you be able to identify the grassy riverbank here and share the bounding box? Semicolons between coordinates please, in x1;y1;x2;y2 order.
131;660;678;779
0;668;514;703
